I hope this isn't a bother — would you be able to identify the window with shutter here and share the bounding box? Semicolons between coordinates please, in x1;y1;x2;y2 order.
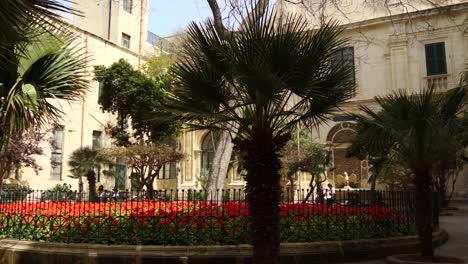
50;127;64;180
123;0;132;13
331;47;356;88
425;42;447;76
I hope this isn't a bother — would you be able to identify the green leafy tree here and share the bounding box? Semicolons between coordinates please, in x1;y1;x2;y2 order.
94;59;180;146
143;52;176;77
280;129;332;201
351;85;468;257
165;8;355;263
99;144;184;197
68;147;115;202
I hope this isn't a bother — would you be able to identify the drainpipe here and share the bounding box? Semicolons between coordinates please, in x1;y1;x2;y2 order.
107;0;112;40
138;0;145;68
78;33;89;193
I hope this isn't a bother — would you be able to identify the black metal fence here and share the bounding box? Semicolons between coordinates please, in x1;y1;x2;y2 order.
0;189;424;245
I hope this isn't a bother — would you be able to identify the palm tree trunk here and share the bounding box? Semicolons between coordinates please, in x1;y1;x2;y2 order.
414;170;434;257
238;134;285;264
87;170;97;202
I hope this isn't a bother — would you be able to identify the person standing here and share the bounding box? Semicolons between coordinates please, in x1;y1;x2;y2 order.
325;183;335;205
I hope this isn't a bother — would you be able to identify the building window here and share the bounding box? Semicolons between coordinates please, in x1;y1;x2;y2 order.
121;33;131;49
332;47;355;85
116;164;126;189
425;42;447;76
200;131;220;173
159;163;177;179
92;131;102;182
123;0;132;13
98;81;103;102
92;131;102;150
51;127;64;180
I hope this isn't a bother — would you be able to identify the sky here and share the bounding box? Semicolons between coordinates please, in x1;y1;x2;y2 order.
148;0;214;37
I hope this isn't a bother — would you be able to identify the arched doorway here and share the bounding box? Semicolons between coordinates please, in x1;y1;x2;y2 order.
326;122;368;188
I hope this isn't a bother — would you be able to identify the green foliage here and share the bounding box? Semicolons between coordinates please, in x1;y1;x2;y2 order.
143;53;175;76
40;184;76;202
166;15;355;142
349;85;468;183
0;184;32;202
94;59;180;146
0;202;414;245
281;129;331;179
0;1;88;188
0;31;88;138
68;147;114;180
100;144;184;192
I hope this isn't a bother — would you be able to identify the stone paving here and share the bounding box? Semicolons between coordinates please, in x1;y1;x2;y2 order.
338;201;468;264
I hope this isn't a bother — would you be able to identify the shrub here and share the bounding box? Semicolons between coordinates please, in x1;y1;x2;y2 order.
40;184;77;202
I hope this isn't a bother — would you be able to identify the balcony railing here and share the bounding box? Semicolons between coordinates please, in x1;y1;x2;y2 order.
424;74;449;91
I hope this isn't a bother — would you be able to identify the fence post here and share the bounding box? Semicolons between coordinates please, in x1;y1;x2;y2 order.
432;191;440;230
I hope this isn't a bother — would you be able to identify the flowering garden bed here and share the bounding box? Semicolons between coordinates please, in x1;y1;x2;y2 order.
0;201;415;245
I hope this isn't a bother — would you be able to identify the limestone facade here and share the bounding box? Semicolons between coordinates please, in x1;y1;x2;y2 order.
15;2;468;196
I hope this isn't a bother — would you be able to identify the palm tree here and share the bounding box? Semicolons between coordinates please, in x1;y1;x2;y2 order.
0;1;88;189
68;147;114;202
166;8;355;263
0;0;74;73
352;85;468;257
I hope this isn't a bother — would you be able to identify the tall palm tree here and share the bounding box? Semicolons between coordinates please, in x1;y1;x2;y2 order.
166;8;355;263
0;0;74;67
352;85;468;257
0;1;88;189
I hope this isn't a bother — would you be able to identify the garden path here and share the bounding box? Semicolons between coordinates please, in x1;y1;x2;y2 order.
338;200;468;264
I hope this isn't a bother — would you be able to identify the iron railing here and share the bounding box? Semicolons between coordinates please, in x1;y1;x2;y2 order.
0;189;422;245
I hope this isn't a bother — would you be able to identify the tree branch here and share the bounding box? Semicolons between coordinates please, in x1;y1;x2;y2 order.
207;0;227;37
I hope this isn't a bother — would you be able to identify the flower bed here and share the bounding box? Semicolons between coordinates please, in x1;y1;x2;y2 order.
0;201;415;245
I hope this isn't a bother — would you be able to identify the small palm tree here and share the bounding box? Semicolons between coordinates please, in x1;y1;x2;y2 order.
166;8;355;263
352;85;468;257
68;147;112;202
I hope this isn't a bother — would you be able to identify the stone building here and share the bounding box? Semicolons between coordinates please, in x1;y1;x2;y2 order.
18;0;157;190
274;0;468;194
16;1;468;197
172;1;468;193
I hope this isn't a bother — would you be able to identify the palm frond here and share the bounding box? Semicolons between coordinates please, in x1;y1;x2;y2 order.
1;28;89;135
167;5;355;143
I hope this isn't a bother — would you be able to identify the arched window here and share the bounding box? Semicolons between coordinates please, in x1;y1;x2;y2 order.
201;131;220;172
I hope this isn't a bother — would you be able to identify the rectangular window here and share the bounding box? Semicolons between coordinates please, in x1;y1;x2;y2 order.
121;33;131;49
92;130;103;182
95;165;101;183
92;130;102;150
123;0;132;13
331;47;356;85
159;163;177;179
116;164;126;189
98;81;103;102
50;127;64;180
425;42;447;76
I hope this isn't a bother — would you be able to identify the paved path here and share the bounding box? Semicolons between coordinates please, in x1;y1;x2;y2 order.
337;201;468;264
435;201;468;259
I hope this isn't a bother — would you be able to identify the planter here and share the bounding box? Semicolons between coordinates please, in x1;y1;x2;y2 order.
0;229;449;264
387;254;466;264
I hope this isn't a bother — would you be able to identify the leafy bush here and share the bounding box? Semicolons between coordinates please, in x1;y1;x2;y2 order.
0;184;32;202
40;184;77;202
0;201;415;245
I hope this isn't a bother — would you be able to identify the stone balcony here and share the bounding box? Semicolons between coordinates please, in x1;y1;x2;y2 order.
424;74;450;91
